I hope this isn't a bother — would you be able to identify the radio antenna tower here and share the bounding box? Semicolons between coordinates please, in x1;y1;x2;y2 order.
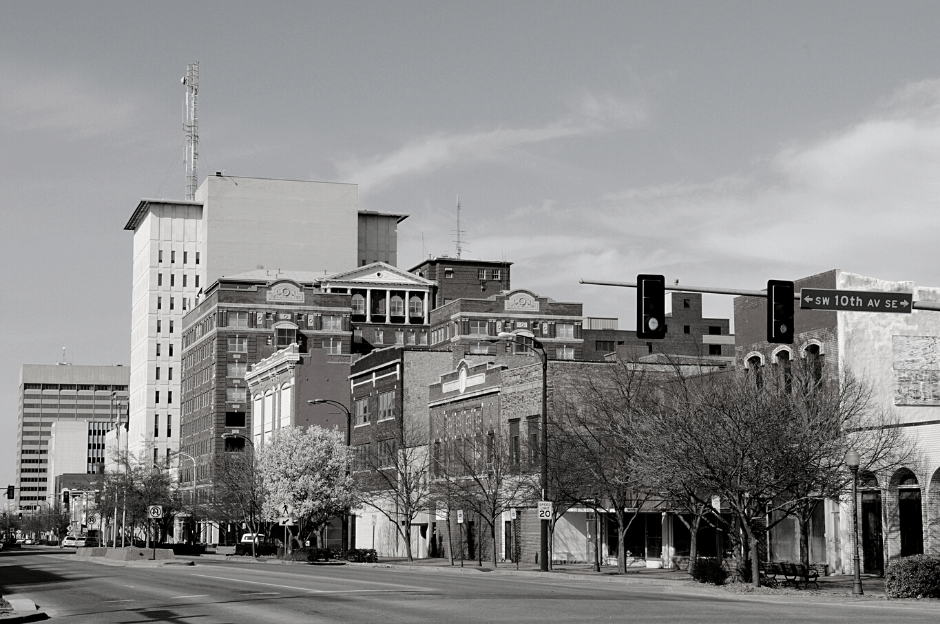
182;62;199;201
453;194;468;259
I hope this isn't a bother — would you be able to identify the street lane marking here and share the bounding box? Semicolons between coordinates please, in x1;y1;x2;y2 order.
241;592;279;595
171;595;209;599
103;600;136;603
193;573;418;594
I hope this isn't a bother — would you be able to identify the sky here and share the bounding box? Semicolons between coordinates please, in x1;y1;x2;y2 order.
4;0;940;487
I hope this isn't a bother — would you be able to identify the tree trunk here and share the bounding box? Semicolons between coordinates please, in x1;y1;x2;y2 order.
688;516;700;577
490;518;498;569
446;513;455;566
798;513;811;585
404;519;413;562
616;512;626;574
747;528;761;588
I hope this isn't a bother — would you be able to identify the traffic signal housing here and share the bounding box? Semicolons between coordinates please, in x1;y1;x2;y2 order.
767;280;795;344
637;274;667;340
5;485;12;500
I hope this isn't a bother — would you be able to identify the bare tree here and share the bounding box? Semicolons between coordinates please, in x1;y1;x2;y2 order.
210;449;265;556
353;422;434;562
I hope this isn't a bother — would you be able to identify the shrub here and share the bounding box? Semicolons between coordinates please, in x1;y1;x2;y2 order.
692;557;728;585
342;548;377;563
885;555;940;599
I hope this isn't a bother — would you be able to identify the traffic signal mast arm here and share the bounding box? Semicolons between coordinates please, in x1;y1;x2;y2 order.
579;279;940;311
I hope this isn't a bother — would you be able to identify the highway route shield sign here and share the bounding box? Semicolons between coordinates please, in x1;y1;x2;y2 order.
148;505;163;519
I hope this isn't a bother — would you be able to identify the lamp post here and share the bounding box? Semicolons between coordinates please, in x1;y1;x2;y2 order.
498;330;549;572
307;399;353;552
844;450;864;596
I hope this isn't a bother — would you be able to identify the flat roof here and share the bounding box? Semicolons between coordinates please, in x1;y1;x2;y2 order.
408;257;513;272
359;210;409;223
124;198;203;231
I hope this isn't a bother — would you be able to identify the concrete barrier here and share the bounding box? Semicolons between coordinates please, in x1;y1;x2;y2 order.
77;546;176;561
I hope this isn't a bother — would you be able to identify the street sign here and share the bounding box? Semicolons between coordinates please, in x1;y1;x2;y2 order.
147;505;163;519
87;515;97;525
371;514;376;527
278;517;297;526
457;510;464;524
510;508;517;520
280;503;294;517
537;501;553;520
800;288;912;314
66;525;72;532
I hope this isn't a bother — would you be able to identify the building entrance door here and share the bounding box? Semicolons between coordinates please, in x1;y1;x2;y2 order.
504;521;513;561
899;488;924;556
861;491;883;575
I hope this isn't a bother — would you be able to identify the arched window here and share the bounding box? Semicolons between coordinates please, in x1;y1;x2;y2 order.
409;295;423;318
747;355;763;388
896;469;923;556
774;349;792;393
804;343;824;386
390;295;404;317
351;294;365;315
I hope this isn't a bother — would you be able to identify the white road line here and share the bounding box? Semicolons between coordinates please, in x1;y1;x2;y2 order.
170;595;209;599
241;592;279;595
103;600;136;603
192;573;413;594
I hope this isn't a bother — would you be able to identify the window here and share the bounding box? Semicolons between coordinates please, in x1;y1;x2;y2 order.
170;297;174;310
167;416;172;438
156;367;161;381
355;397;370;425
225;411;246;427
183;251;188;264
528;421;539;466
684;325;691;334
390;296;404;317
444;268;454;279
419;330;428;345
158;249;163;263
195;252;200;265
478;269;486;280
157;297;162;310
377;439;396;469
353;443;371;472
276;327;296;348
683;298;691;309
183;274;188;287
231;312;249;328
322;338;342;355
171;250;176;263
195;275;200;288
158;273;162;287
394;330;404;345
509;420;520;467
227;387;246;403
157;320;162;333
170;274;175;287
374;329;384;345
227;362;247;378
169;344;173;357
595;340;614;352
182;298;187;311
470;343;491;355
155;391;160;404
469;320;488;336
557;323;574;339
167;391;172;404
556;345;574;360
351;294;365;315
492;269;501;281
227;337;247;353
514;336;533;355
407;330;416;345
353;329;363;343
169;320;173;333
709;345;722;356
154;415;160;438
322;315;342;330
168;368;173;381
378;390;395;420
409;296;423;318
156;343;161;357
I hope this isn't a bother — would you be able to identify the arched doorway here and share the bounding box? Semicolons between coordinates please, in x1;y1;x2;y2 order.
896;470;924;557
859;471;884;575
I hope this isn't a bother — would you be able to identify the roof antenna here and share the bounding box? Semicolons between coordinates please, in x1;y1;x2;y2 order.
182;62;199;200
453;194;468;259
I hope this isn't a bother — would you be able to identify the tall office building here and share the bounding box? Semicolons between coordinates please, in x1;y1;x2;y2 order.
124;175;403;460
15;364;129;511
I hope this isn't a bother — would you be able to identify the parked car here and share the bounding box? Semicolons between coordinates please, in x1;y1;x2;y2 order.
61;536;80;548
24;538;34;545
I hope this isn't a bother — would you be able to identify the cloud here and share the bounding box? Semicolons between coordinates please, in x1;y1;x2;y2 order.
335;94;646;192
0;61;140;139
449;79;940;319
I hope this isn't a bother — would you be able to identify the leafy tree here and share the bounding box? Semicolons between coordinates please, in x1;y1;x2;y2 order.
259;426;358;552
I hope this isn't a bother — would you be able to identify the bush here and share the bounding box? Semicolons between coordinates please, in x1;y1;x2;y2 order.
885;555;940;599
692;557;728;585
282;547;378;563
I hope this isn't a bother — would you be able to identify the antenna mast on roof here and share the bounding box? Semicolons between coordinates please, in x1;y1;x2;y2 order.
182;62;199;201
453;194;468;259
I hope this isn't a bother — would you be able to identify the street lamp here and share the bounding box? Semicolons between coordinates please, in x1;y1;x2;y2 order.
498;330;549;572
307;399;353;551
844;450;864;596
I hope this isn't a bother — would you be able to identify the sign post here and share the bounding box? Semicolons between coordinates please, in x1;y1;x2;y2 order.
457;510;464;568
147;505;163;560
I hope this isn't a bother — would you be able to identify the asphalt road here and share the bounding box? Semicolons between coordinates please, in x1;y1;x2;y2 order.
2;547;938;623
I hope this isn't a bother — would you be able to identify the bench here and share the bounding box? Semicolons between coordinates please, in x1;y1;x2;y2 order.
761;561;819;589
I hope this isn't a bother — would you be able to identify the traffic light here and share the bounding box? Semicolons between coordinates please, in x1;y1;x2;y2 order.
5;485;12;500
636;274;667;340
767;280;795;344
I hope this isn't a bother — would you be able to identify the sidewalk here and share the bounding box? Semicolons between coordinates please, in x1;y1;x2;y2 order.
364;556;887;596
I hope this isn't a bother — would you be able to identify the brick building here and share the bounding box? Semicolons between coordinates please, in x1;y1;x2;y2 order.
409;257;512;309
429;289;586;362
347;346;453;558
735;269;940;575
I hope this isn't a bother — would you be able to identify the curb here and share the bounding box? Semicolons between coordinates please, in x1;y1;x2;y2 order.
0;597;48;623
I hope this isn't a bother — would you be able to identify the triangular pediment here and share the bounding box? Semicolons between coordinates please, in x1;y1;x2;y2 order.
321;262;436;287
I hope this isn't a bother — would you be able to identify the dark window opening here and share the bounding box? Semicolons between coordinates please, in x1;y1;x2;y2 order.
225;411;246;428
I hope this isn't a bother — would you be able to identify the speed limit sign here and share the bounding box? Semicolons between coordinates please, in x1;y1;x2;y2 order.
538;501;553;519
148;505;163;519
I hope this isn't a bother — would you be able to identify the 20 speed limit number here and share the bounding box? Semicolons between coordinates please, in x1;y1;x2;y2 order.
537;501;553;519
